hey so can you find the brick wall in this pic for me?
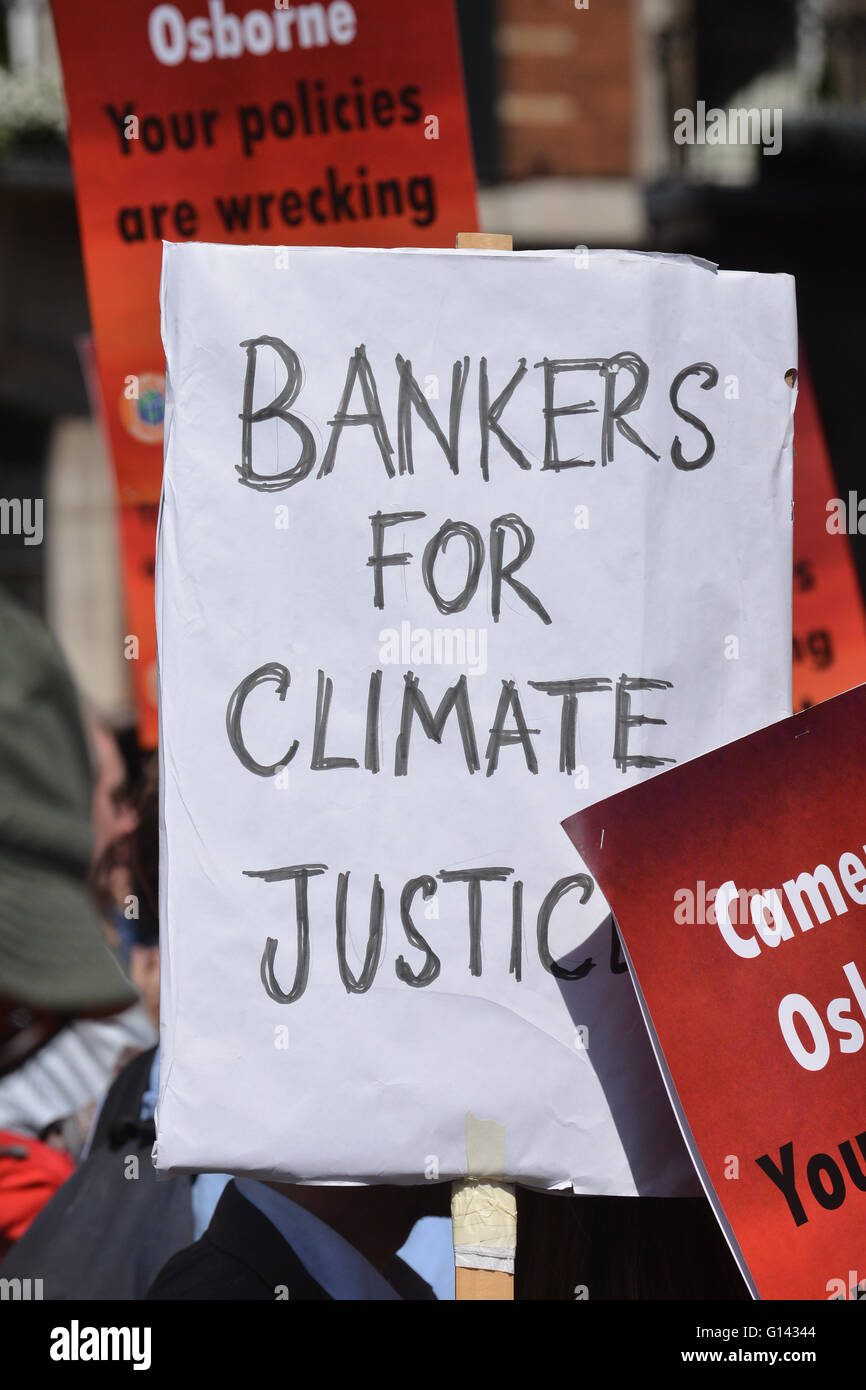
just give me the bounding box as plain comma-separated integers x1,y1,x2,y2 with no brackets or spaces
495,0,635,178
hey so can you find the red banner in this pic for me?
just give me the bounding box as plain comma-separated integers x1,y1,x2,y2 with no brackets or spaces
793,362,866,710
564,686,866,1300
118,504,160,748
53,0,477,744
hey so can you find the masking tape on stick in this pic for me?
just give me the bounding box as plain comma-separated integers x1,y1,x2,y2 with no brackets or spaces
452,1112,516,1273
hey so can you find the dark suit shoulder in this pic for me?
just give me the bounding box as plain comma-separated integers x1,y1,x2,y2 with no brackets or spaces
146,1180,331,1301
145,1229,272,1300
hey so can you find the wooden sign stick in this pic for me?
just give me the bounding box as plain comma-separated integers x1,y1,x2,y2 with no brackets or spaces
450,231,517,1302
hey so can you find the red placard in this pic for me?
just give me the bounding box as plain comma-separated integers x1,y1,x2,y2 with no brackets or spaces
54,0,477,745
52,0,478,505
118,503,160,748
793,361,866,710
563,686,866,1300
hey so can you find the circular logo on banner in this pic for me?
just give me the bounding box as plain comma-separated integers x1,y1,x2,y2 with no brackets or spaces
120,373,166,443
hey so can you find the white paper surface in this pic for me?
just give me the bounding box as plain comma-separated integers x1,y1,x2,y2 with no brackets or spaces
155,244,796,1188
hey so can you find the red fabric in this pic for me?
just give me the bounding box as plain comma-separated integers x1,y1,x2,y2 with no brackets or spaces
0,1129,74,1251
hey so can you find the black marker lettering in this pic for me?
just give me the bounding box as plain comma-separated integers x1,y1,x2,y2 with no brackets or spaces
510,880,524,982
319,344,394,479
395,671,480,776
364,670,382,773
528,678,612,774
311,669,359,770
614,674,675,772
670,362,718,470
335,872,384,994
479,357,531,480
244,863,327,1004
536,357,604,471
490,513,552,625
537,874,596,980
395,876,441,987
395,354,469,476
367,510,426,609
226,662,298,777
237,337,316,491
438,867,513,978
422,519,484,615
600,352,660,464
485,679,540,777
609,918,628,974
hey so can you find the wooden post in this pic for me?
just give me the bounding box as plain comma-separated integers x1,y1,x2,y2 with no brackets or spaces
455,1261,515,1300
456,232,513,252
451,1179,516,1301
451,231,516,1300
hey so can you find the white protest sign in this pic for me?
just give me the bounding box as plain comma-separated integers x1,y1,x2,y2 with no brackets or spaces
155,244,796,1189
